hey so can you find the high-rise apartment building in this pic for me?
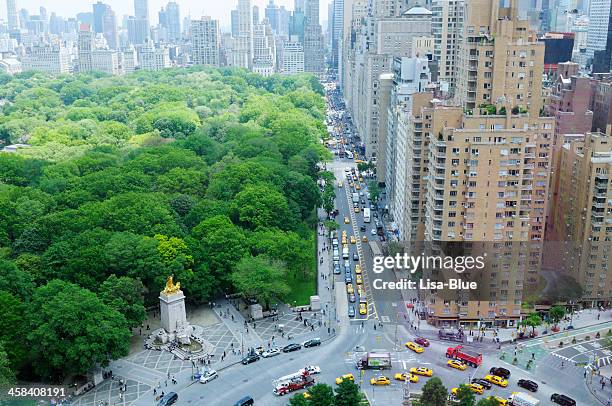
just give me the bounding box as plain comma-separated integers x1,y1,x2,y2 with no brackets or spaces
22,43,71,75
234,0,253,69
159,2,181,41
190,17,220,67
549,130,612,307
431,0,464,95
330,0,344,69
252,21,276,76
280,36,305,74
138,42,171,70
92,2,118,49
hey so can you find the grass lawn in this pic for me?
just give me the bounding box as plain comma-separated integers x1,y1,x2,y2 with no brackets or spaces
285,270,317,306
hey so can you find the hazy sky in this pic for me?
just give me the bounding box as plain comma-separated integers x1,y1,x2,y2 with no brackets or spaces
9,0,332,30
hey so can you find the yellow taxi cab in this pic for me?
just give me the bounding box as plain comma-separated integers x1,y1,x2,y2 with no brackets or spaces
394,373,418,383
346,283,354,294
447,360,467,370
354,207,360,213
335,373,354,385
370,376,390,386
303,392,311,399
355,264,362,274
484,375,508,388
488,396,508,406
359,176,364,182
362,235,368,242
357,285,364,297
356,184,361,190
359,302,367,315
349,182,354,188
405,342,425,354
451,383,484,395
342,230,347,236
350,235,357,244
342,236,347,245
409,367,433,377
344,217,350,224
356,274,363,285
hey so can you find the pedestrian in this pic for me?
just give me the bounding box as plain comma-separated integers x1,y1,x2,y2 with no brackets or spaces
374,324,376,330
147,324,150,330
603,381,606,390
153,388,157,396
531,352,535,360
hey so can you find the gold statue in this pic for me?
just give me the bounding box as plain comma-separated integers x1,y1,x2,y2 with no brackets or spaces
163,275,181,294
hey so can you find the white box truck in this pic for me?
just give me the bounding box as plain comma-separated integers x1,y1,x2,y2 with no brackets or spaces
509,392,540,406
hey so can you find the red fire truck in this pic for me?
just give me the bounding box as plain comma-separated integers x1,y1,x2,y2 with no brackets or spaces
445,345,482,367
273,370,315,396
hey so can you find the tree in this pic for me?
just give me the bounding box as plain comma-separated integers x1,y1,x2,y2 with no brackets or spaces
549,305,566,328
0,291,29,370
367,181,381,201
288,394,309,406
0,260,34,300
231,256,290,309
0,343,15,386
455,384,476,406
476,397,500,406
27,280,130,380
323,220,339,233
522,313,543,334
322,185,335,214
335,379,361,405
99,275,147,329
234,183,295,230
306,383,335,406
420,377,448,406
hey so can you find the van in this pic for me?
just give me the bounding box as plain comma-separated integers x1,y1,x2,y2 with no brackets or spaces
157,392,178,406
234,395,254,406
333,249,339,260
342,247,349,259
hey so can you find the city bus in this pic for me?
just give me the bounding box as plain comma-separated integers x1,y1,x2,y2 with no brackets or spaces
363,208,371,223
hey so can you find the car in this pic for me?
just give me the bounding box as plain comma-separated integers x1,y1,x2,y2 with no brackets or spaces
349,294,356,303
157,392,178,406
350,235,357,244
333,264,341,274
261,348,281,358
303,338,321,348
371,229,377,235
199,370,218,384
344,217,350,224
233,395,254,406
338,181,343,188
353,252,359,261
360,225,366,232
241,354,260,364
447,360,467,370
354,207,360,213
488,396,507,406
362,235,368,242
405,341,425,353
349,182,354,188
348,306,356,317
355,264,362,274
414,337,430,347
336,373,354,385
282,343,302,353
346,283,354,294
355,184,361,190
471,379,492,390
409,367,433,377
359,302,367,315
302,365,321,374
452,384,483,396
394,373,418,383
344,274,352,284
551,394,576,406
489,367,511,379
484,374,508,387
370,376,390,386
518,378,538,392
356,274,363,284
357,285,364,297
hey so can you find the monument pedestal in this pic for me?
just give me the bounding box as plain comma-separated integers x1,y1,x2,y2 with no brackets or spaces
159,290,187,333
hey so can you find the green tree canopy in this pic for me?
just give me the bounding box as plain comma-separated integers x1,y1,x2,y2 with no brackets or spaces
99,275,147,329
421,377,448,406
231,255,290,308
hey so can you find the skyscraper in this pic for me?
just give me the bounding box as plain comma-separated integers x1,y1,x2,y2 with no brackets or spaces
132,0,150,43
231,9,239,38
92,2,118,49
330,0,344,69
134,0,149,25
234,0,253,69
587,0,612,61
265,0,280,33
165,2,181,41
253,5,260,26
190,17,220,66
7,0,19,31
431,0,464,95
303,0,325,76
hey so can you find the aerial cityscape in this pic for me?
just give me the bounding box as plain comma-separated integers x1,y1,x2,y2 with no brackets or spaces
0,0,610,406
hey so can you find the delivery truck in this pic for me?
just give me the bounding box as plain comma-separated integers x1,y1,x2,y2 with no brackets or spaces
509,392,540,406
356,351,391,370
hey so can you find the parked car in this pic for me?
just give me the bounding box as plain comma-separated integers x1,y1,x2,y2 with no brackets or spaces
303,338,321,348
282,343,302,353
551,393,576,406
348,306,356,317
261,348,281,358
302,365,321,374
241,354,260,365
518,379,538,392
157,392,178,406
489,367,511,379
334,264,341,274
199,370,218,384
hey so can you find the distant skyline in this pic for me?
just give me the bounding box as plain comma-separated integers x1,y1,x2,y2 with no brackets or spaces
4,0,331,30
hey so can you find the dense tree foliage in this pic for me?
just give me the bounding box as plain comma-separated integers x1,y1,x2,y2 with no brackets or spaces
0,67,327,381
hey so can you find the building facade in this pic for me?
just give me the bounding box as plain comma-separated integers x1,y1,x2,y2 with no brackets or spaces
190,17,220,66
